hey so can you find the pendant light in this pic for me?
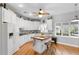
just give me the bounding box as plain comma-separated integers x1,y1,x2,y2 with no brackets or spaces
72,3,79,22
38,9,43,18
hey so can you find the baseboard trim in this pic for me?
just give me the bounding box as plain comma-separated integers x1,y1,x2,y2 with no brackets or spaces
57,42,79,48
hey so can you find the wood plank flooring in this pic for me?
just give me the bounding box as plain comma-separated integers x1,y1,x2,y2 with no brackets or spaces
14,41,79,55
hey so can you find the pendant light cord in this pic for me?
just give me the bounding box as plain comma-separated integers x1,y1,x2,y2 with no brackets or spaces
74,3,78,20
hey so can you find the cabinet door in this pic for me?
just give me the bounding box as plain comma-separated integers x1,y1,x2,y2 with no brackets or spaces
8,37,15,54
8,9,15,24
47,19,52,31
8,23,15,54
2,8,11,23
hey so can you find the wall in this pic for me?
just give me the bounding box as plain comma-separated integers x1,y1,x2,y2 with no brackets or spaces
54,10,79,23
57,36,79,47
54,11,79,47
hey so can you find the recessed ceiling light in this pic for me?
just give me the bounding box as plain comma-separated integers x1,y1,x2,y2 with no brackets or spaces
18,4,23,8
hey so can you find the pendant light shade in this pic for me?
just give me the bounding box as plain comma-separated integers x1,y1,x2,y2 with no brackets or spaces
72,3,79,22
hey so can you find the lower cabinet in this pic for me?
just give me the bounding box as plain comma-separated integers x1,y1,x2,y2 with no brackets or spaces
8,37,16,55
18,34,35,49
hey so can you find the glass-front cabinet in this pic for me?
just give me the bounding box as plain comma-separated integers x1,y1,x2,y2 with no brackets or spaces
55,21,79,37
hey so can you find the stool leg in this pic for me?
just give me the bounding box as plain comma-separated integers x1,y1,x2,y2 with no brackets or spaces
47,42,52,55
55,39,57,44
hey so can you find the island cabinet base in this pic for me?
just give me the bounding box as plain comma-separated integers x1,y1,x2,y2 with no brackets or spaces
31,35,52,54
33,40,47,54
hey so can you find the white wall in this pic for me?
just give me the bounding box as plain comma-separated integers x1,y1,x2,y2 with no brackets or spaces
54,11,79,47
57,36,79,47
54,10,79,23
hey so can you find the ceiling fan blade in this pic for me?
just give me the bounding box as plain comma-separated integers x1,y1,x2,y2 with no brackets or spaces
32,9,49,16
42,13,49,15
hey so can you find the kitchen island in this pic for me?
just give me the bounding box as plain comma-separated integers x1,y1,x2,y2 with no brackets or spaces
32,34,52,54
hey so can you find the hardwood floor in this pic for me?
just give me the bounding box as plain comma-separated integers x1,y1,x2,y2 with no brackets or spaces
14,41,79,55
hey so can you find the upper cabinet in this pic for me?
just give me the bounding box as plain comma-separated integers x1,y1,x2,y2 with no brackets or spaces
23,20,40,30
2,7,16,24
8,9,16,24
2,7,41,30
2,8,10,23
46,19,53,31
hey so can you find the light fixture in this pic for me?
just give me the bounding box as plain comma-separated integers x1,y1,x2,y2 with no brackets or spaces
38,14,43,18
72,4,79,22
39,9,44,14
33,9,49,18
38,9,43,18
71,19,79,22
18,4,23,8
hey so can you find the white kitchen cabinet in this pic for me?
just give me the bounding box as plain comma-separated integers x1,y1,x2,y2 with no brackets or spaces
16,17,25,28
19,35,29,46
0,7,18,55
16,17,20,28
8,9,16,24
18,34,35,47
46,19,53,31
2,8,11,23
32,21,40,30
0,7,40,55
24,20,40,30
2,7,16,24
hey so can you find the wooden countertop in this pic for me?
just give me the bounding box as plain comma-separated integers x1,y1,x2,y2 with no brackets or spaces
32,35,51,40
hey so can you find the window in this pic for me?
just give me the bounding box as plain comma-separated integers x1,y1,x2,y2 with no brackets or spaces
55,21,79,37
70,22,79,36
62,23,69,36
55,23,62,36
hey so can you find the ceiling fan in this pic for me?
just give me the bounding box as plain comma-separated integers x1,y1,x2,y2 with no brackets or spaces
33,9,49,17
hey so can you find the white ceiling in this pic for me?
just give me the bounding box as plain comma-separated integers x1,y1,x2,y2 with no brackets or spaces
6,3,79,19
